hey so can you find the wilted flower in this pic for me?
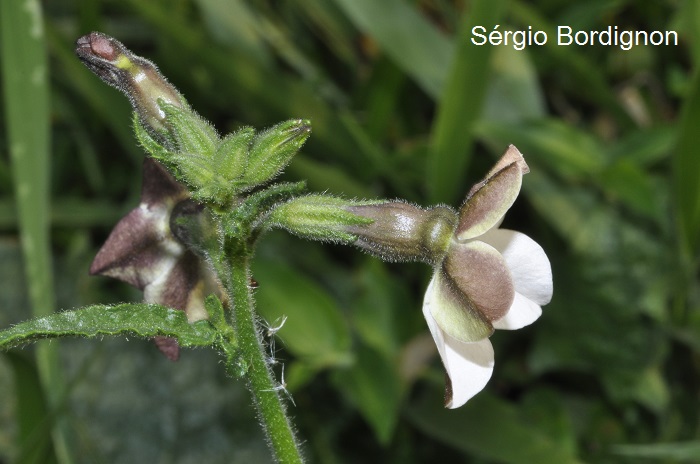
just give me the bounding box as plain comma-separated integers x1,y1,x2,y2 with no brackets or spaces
422,145,552,408
90,158,222,360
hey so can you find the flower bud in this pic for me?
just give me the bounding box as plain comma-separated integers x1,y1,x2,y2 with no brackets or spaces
345,202,457,264
269,195,374,243
216,127,255,182
75,32,186,141
243,119,311,187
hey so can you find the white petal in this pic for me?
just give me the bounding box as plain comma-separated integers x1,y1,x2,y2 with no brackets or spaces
492,292,542,330
480,228,552,330
423,278,495,408
480,229,552,305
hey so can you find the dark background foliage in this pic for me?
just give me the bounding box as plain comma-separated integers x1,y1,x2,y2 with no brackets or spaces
0,0,699,463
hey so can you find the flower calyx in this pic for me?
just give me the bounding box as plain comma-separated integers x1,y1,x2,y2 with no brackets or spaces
269,195,458,263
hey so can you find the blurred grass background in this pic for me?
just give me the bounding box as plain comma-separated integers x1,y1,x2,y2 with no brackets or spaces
0,0,699,463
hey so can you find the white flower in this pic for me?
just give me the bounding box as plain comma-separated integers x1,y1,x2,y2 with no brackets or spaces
422,145,553,408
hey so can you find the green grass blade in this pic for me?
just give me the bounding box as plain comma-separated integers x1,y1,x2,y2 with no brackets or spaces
0,0,52,317
332,0,453,99
427,0,507,204
5,352,55,464
0,2,71,462
673,68,700,258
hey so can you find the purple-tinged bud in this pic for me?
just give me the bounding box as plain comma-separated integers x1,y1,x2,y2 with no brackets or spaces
345,202,457,264
76,32,186,140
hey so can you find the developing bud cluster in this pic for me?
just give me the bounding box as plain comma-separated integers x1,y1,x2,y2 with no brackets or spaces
76,32,310,205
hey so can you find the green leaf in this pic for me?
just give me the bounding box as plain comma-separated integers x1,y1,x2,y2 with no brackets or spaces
680,0,700,71
332,344,403,444
407,391,584,464
519,170,611,255
482,45,546,123
171,153,221,193
352,259,401,359
252,259,352,369
0,304,218,352
607,126,675,166
599,160,661,220
134,114,178,163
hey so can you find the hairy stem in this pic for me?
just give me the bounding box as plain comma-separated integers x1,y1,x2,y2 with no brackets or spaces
224,240,304,464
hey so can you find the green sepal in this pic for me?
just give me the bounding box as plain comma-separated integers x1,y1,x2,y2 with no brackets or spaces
168,153,241,205
134,114,182,174
134,113,176,159
0,303,219,351
223,181,307,239
216,127,255,181
161,101,219,158
171,152,218,188
242,119,311,187
268,194,375,243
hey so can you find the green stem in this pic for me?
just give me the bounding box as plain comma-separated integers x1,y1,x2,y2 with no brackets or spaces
224,240,304,464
